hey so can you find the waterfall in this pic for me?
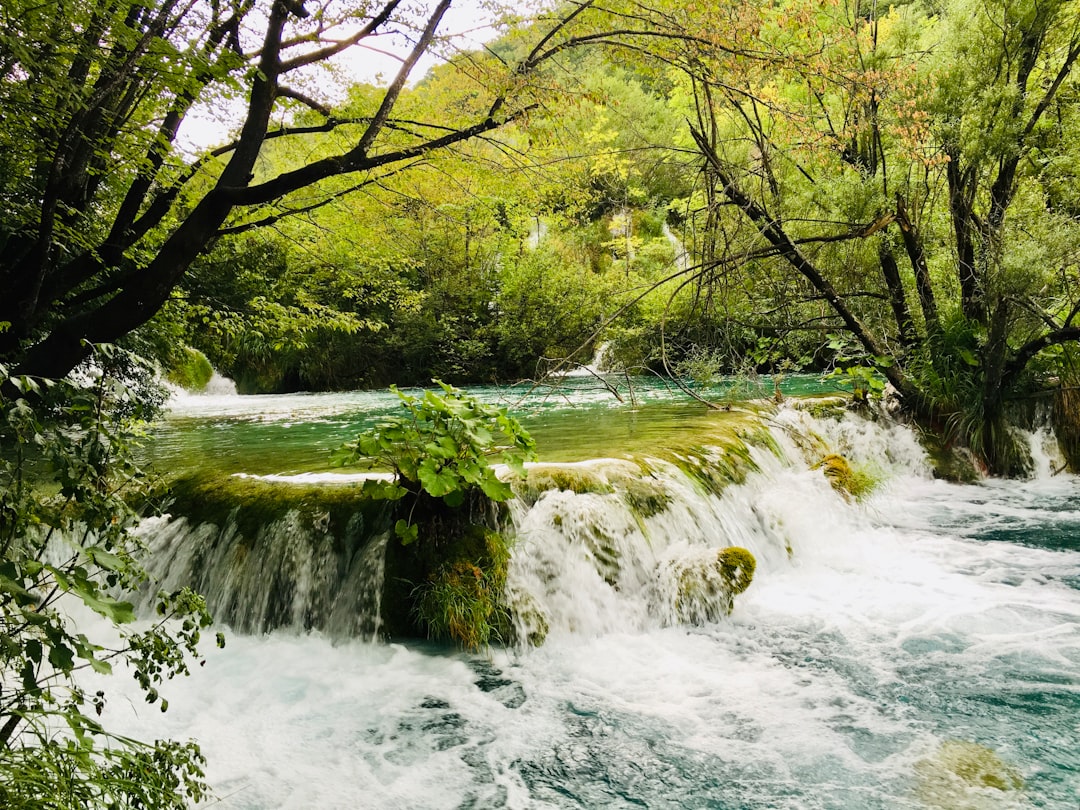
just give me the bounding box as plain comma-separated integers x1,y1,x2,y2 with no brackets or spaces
135,402,948,641
1025,426,1068,478
560,341,612,377
101,395,1080,809
662,222,690,272
136,481,394,639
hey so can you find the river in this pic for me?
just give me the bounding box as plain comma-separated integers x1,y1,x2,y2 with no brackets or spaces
100,376,1080,808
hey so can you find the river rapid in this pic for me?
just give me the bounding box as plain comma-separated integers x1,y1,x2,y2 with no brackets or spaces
100,378,1080,809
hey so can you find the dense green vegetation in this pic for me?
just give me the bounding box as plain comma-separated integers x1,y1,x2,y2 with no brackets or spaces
333,382,534,648
125,0,1080,476
0,350,218,808
3,0,1080,803
3,0,1076,472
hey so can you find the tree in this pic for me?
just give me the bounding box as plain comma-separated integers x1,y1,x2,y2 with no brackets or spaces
0,0,642,381
658,0,1080,473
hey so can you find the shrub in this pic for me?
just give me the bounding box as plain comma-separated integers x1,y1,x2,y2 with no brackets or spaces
0,346,218,808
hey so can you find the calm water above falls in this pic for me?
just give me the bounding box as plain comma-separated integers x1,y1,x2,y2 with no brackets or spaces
108,381,1080,809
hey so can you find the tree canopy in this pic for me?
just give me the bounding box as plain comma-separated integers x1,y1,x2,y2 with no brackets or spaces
0,0,661,380
3,0,1080,471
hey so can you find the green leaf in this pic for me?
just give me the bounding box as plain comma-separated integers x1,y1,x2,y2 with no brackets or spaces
70,574,136,624
479,474,513,501
49,642,75,671
395,520,419,545
361,478,407,500
418,461,459,497
0,573,39,607
85,546,125,571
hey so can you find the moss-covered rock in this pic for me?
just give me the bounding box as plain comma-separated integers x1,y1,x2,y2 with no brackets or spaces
164,346,214,391
918,433,984,483
167,473,393,551
792,395,851,420
504,589,550,647
621,476,672,519
815,453,879,500
674,443,760,497
515,464,614,504
670,546,757,623
717,546,756,595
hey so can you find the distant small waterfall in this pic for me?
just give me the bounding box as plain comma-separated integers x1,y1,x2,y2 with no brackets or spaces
662,222,690,272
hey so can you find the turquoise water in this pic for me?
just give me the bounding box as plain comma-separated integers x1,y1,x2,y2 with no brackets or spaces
108,383,1080,809
155,374,830,475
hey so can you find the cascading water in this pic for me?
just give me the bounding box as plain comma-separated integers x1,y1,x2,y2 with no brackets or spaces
97,389,1080,809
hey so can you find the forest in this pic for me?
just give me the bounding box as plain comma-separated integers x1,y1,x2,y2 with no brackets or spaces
2,0,1080,470
3,0,1080,805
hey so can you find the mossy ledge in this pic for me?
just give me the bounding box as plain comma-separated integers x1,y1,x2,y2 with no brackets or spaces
164,474,517,647
167,473,394,550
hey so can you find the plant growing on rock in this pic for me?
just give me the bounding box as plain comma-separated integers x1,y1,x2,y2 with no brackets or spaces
671,546,757,624
815,453,880,501
334,382,536,648
333,380,536,543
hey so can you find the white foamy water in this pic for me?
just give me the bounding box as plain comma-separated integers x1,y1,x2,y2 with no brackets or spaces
96,412,1080,808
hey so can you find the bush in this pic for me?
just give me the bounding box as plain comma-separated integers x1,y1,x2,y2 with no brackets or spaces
334,382,535,648
0,346,218,808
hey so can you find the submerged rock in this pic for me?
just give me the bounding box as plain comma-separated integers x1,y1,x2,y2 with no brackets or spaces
916,740,1025,809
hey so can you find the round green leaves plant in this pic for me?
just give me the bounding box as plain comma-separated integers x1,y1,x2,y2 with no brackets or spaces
332,381,536,544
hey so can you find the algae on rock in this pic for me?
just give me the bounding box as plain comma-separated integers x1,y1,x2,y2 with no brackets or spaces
814,453,880,500
915,740,1024,809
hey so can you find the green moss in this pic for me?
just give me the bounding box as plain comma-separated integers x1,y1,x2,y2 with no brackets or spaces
164,346,214,391
717,546,756,595
673,546,757,622
167,473,393,550
621,476,671,518
917,433,983,483
504,590,550,647
674,443,760,497
515,465,614,504
815,453,879,500
793,395,851,420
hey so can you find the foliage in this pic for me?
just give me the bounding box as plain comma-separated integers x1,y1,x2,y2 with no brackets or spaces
647,0,1080,473
0,346,217,808
333,382,536,543
163,347,213,392
1,0,651,383
412,527,512,650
